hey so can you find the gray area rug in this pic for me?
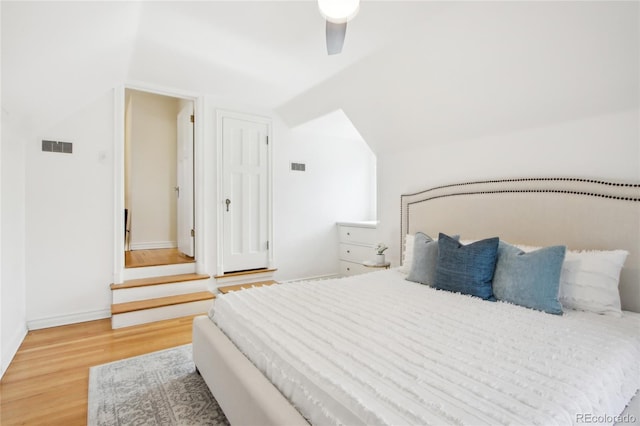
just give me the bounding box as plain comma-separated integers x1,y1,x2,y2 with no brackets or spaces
88,344,229,426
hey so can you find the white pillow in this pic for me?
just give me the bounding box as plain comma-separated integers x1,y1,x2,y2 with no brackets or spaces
558,250,628,317
510,243,628,316
399,234,415,274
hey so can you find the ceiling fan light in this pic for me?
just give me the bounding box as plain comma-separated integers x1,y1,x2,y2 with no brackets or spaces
318,0,360,24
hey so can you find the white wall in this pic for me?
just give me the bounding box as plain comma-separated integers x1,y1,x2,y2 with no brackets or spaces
199,97,377,282
272,121,377,281
126,90,178,249
377,109,640,266
1,114,3,376
26,91,115,329
1,116,28,377
275,2,638,268
14,0,634,332
20,90,376,329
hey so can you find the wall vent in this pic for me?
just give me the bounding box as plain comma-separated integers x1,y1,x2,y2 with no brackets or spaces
290,162,306,172
42,140,72,154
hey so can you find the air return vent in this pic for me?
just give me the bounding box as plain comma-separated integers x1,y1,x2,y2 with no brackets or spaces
290,162,306,172
42,140,72,154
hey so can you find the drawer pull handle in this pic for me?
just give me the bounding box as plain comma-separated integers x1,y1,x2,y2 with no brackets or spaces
347,250,350,253
347,232,351,236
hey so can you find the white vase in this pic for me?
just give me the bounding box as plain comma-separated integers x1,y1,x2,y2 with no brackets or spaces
376,254,386,265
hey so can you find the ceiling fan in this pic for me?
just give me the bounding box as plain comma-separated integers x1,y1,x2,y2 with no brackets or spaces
318,0,360,55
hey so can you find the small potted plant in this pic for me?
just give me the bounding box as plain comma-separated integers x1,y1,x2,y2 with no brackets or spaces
375,243,388,265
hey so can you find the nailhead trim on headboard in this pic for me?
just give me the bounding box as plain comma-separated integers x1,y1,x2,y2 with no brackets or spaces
399,177,640,265
402,177,640,200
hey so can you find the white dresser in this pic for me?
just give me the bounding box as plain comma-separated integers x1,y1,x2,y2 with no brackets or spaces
337,221,378,276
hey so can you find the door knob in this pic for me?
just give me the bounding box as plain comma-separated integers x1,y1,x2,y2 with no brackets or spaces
225,198,231,212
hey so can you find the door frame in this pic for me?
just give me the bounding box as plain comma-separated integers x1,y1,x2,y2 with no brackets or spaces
112,84,205,284
216,109,273,274
176,102,195,258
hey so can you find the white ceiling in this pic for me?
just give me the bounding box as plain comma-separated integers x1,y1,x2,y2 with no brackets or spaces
2,1,637,151
277,1,639,155
1,1,448,132
293,108,364,141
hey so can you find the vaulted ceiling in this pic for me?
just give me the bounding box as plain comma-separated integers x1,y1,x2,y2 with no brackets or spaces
2,1,638,152
1,1,446,132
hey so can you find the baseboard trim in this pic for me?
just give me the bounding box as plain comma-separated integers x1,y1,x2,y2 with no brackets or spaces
1,324,28,378
122,263,197,281
129,241,177,250
280,273,340,283
27,308,111,331
215,270,276,286
111,300,211,329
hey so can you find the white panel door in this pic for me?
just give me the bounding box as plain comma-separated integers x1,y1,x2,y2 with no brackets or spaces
177,103,194,257
222,116,270,272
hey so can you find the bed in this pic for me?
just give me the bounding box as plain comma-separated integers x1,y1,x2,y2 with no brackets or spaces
193,177,640,425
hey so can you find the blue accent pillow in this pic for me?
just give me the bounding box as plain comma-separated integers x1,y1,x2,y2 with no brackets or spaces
406,233,459,286
493,242,566,315
434,234,499,300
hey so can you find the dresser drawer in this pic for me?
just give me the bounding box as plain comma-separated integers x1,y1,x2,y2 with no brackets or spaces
339,261,371,276
338,226,376,245
339,243,374,263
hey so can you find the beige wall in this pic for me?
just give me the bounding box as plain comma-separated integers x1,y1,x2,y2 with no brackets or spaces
125,89,179,249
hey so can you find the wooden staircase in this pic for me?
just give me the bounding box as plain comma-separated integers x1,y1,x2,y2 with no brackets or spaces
111,273,213,329
215,268,278,294
215,267,276,284
218,280,277,294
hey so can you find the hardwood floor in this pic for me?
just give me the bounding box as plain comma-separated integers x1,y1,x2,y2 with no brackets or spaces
125,248,195,268
218,280,278,294
0,315,197,425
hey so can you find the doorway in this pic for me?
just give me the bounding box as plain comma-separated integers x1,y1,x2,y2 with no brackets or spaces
217,110,273,274
124,89,195,268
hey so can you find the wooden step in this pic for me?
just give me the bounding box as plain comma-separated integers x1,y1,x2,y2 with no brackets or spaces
218,280,278,294
111,291,215,315
214,268,277,280
110,273,210,290
123,263,197,281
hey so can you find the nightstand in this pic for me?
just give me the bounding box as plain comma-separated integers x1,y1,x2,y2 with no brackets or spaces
362,260,391,269
337,221,377,276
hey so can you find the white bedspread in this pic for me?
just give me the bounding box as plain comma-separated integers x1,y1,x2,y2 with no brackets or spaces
211,269,640,426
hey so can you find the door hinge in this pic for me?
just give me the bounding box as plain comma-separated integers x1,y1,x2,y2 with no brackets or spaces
190,229,195,237
190,114,195,123
266,136,269,145
266,240,269,250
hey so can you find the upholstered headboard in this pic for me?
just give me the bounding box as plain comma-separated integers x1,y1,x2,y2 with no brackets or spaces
400,178,640,313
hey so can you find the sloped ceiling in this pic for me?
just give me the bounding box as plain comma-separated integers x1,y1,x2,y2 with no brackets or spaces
293,109,364,142
277,1,640,156
2,1,637,152
1,1,446,133
1,1,141,130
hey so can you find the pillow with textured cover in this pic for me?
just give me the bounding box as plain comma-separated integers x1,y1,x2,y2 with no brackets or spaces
509,244,628,316
559,249,628,317
493,241,566,315
434,233,499,300
406,233,459,285
399,234,415,274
